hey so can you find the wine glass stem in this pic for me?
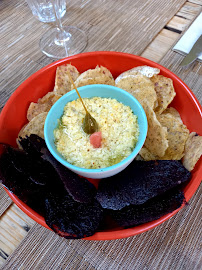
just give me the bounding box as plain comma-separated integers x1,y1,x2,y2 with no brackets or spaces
51,0,70,56
52,0,64,32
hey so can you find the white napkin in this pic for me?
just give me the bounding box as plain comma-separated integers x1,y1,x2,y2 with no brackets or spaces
173,12,202,61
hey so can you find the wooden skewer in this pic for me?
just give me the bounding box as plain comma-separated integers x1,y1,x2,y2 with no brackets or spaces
67,71,89,114
67,71,98,134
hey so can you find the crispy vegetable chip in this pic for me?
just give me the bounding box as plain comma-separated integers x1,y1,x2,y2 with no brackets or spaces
27,92,61,121
115,65,160,83
96,160,190,210
18,135,97,203
108,188,185,227
75,65,114,81
0,139,103,236
45,192,103,239
54,64,80,95
116,74,158,110
157,111,189,160
139,147,158,161
151,75,176,114
18,112,48,141
182,132,202,171
163,107,183,123
0,144,59,215
72,66,115,89
140,108,189,161
41,147,97,203
72,76,115,89
144,105,168,157
18,134,47,158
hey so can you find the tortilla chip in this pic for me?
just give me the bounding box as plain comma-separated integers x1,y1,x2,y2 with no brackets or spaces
116,74,158,110
134,154,144,161
115,65,160,84
139,147,158,161
182,132,202,171
27,92,61,121
71,66,115,89
151,75,176,114
157,111,189,160
76,66,114,81
54,64,80,95
72,75,115,89
144,105,168,157
140,109,190,161
17,112,48,142
163,107,183,123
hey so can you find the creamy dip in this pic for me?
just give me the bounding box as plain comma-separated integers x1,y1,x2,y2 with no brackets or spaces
54,97,139,169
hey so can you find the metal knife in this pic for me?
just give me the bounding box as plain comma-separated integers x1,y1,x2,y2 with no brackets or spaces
180,35,202,67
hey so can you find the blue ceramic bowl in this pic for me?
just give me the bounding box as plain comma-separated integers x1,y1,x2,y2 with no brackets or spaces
44,84,147,179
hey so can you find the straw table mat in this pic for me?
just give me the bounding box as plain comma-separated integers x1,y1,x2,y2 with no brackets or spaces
1,0,202,269
0,186,12,217
0,0,188,109
1,49,202,270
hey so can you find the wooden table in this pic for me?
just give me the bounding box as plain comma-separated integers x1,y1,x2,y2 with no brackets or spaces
0,0,201,269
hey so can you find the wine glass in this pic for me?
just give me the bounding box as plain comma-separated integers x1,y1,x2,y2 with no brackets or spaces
39,0,87,58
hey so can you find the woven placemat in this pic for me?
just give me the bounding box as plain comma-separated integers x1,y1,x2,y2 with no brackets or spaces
1,0,201,269
2,50,202,270
0,185,12,217
0,0,187,110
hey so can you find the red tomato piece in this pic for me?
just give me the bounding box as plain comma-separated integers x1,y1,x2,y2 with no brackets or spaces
90,131,102,148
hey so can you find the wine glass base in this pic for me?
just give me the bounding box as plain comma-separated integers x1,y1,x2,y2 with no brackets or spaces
39,26,87,59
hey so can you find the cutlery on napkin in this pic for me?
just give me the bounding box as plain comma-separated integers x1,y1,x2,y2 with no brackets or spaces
173,12,202,66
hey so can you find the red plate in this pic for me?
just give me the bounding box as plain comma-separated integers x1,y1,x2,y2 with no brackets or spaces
0,51,201,240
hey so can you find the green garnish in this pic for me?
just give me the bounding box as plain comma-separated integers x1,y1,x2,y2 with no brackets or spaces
82,112,98,134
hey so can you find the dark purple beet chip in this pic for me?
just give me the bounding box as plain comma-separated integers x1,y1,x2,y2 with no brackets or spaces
41,148,97,203
18,134,47,158
96,160,191,210
0,155,46,215
0,148,28,199
0,144,60,215
3,144,58,186
19,135,97,203
44,191,103,239
107,188,185,227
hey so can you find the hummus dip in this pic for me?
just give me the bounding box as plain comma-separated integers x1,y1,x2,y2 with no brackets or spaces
54,97,139,169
